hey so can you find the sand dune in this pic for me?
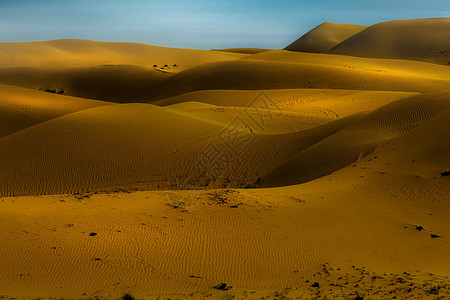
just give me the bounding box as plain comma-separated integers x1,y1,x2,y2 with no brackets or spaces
155,88,418,116
327,18,450,64
262,91,450,186
285,22,367,53
0,98,361,196
2,90,448,198
142,56,450,101
0,39,244,69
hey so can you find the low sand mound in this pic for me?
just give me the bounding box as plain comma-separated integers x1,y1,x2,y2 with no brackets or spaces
0,84,110,138
0,65,171,102
327,18,450,64
262,91,450,187
285,22,367,53
142,57,450,101
0,39,244,70
0,103,222,196
156,89,417,117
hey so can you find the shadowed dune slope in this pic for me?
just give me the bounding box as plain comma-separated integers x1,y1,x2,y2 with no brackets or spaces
285,22,367,53
262,91,450,187
0,65,171,102
0,39,245,70
327,18,450,64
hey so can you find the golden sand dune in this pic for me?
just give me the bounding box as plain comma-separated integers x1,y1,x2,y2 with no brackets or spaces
1,19,450,298
327,18,450,64
0,39,244,69
143,55,450,101
155,88,418,116
244,49,450,81
262,91,450,186
285,22,367,53
1,90,448,198
0,98,361,196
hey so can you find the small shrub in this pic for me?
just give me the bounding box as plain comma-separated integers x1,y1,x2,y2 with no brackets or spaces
122,293,134,300
429,285,441,294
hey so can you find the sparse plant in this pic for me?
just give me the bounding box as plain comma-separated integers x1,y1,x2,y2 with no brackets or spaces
429,285,441,295
122,293,134,300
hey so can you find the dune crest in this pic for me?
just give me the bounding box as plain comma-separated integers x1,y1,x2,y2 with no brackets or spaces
285,21,367,53
327,18,450,64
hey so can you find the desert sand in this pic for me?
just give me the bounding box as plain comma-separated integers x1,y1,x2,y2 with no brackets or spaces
0,18,449,299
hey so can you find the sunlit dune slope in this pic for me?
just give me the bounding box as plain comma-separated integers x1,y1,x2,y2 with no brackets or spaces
1,102,344,196
244,50,450,81
0,84,110,138
285,22,367,53
327,18,450,64
1,89,448,196
0,39,245,70
0,65,171,102
155,88,417,117
262,91,450,187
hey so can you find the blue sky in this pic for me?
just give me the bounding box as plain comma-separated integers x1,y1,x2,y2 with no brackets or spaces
0,0,448,49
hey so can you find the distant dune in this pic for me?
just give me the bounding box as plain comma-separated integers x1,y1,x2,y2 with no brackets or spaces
212,48,269,54
327,18,450,64
0,39,244,69
0,19,450,298
285,21,367,53
142,51,450,101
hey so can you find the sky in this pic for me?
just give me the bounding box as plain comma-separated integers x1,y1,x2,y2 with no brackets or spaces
0,0,448,49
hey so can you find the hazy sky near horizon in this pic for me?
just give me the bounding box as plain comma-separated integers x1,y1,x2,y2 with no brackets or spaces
0,0,448,49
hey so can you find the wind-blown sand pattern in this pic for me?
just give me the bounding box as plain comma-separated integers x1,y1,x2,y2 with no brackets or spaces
0,17,449,299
